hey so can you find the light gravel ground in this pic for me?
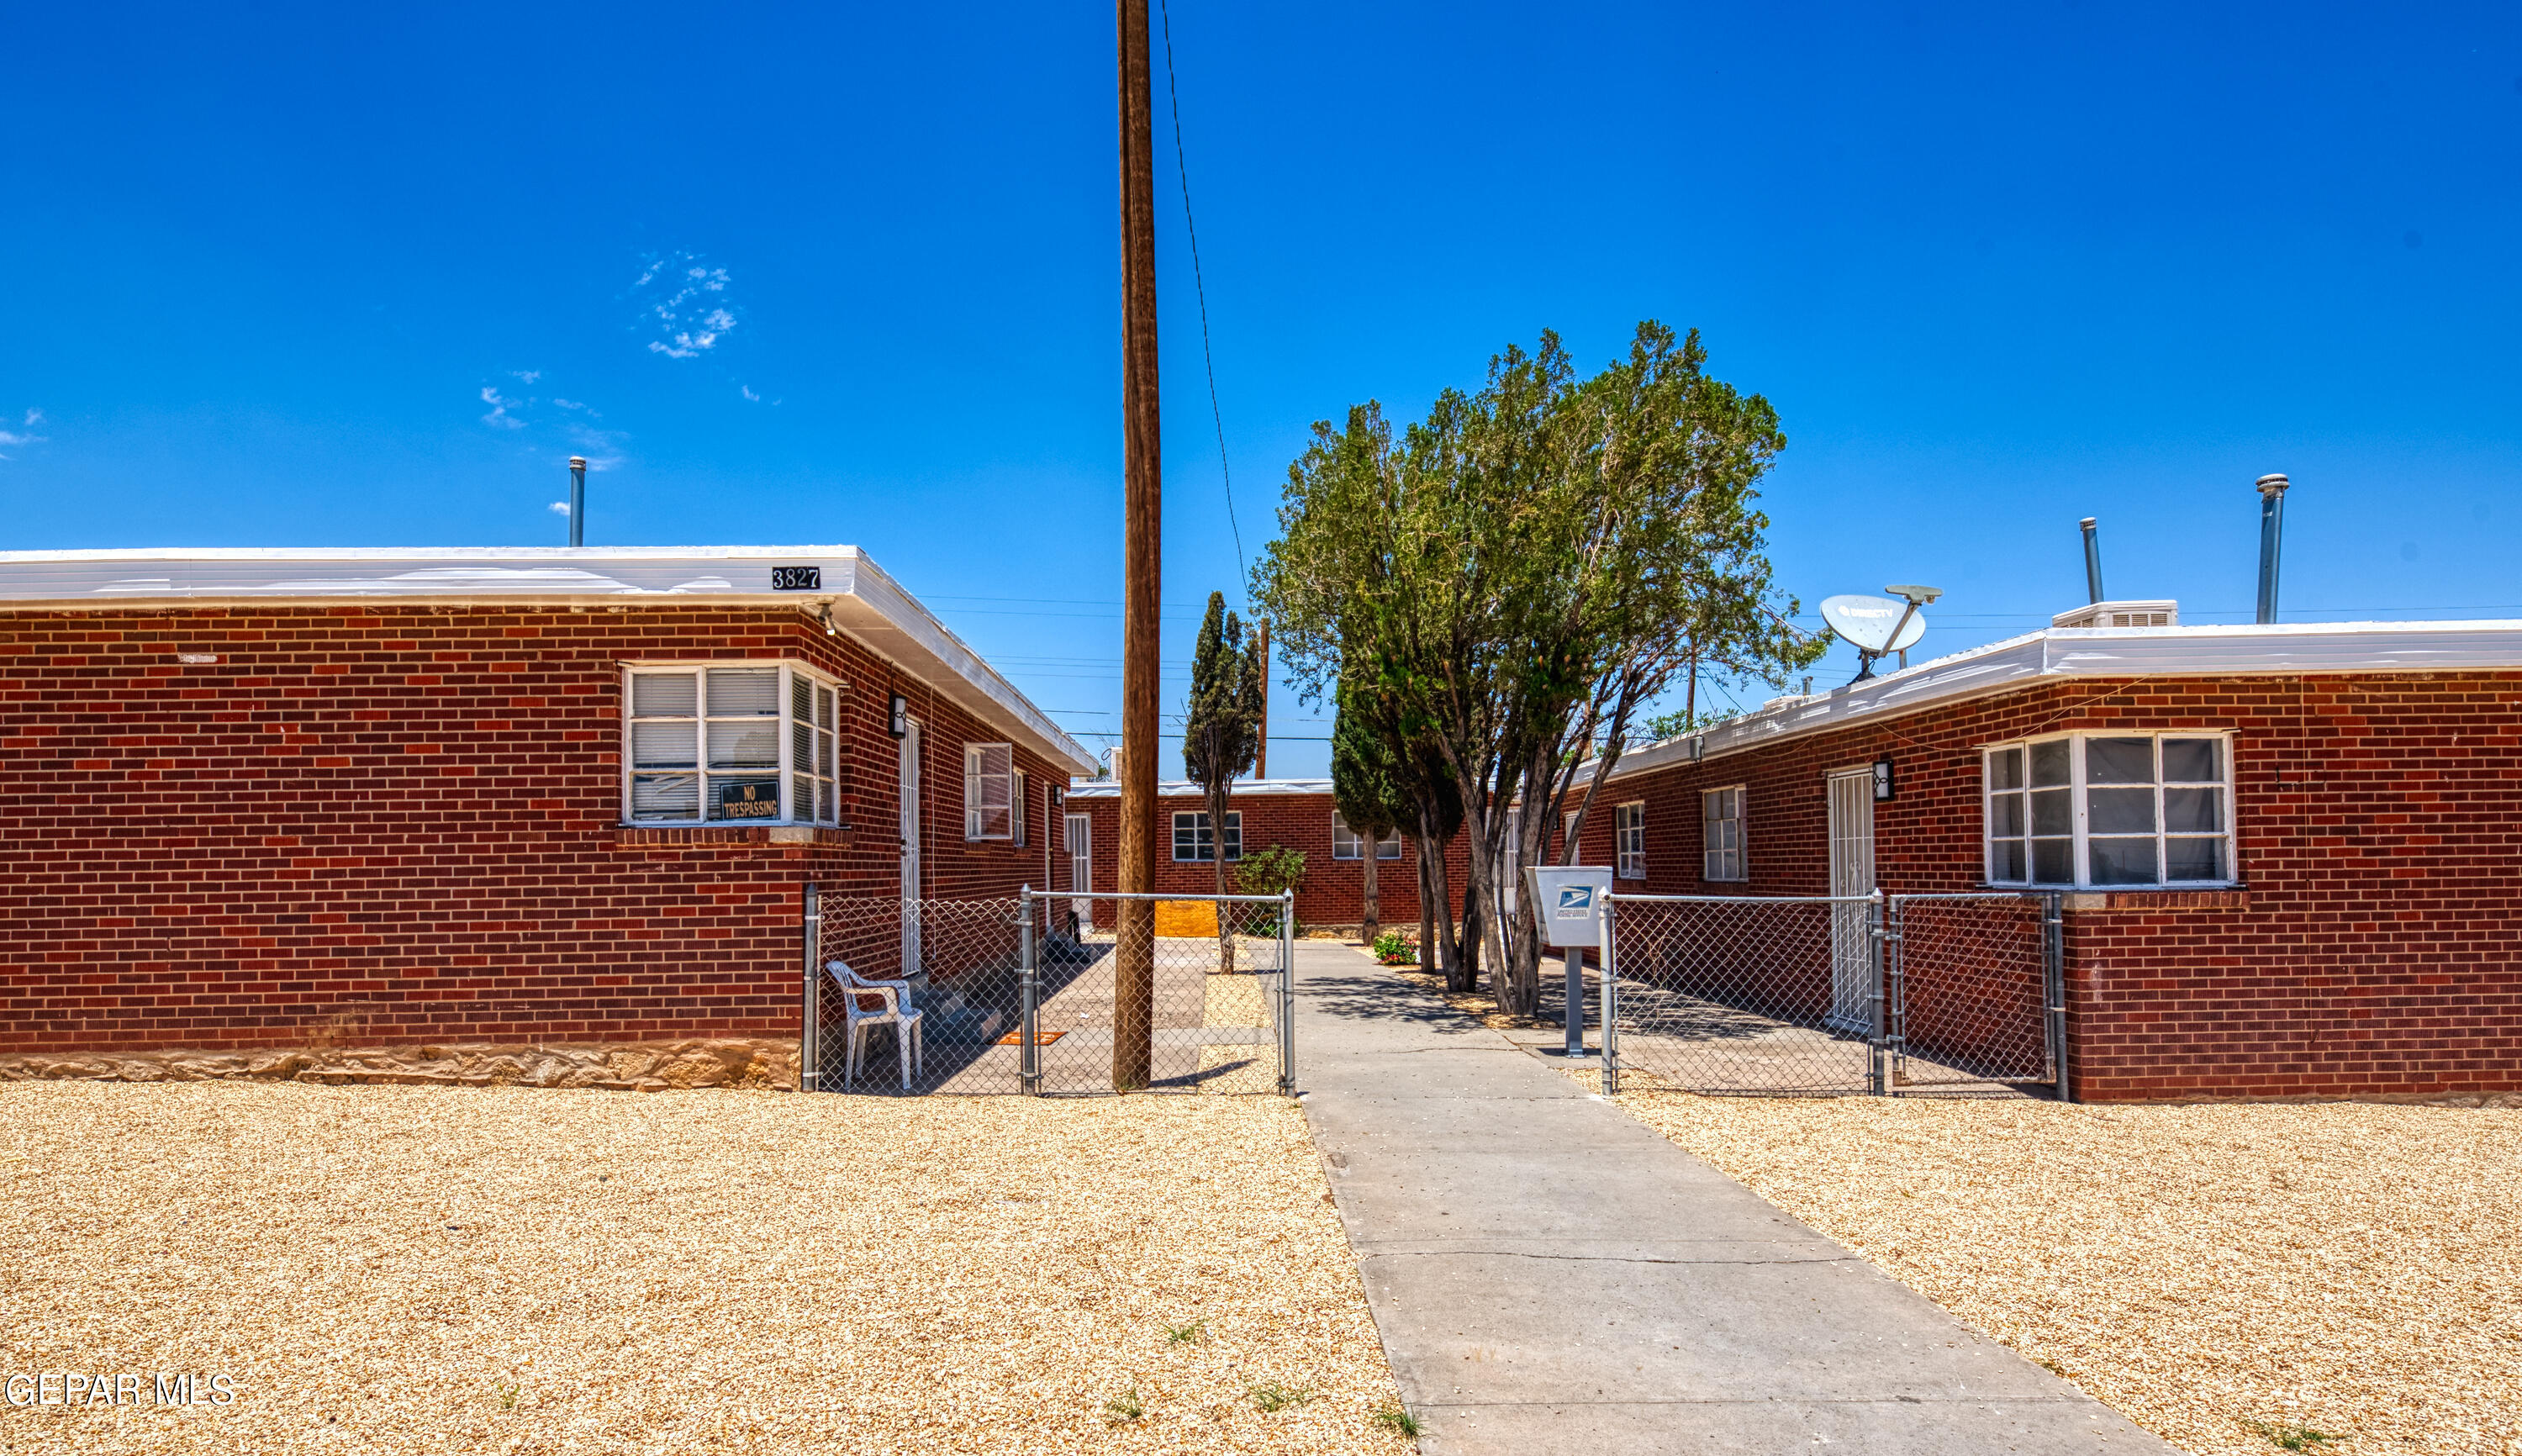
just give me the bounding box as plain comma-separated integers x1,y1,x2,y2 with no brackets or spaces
0,1081,1409,1455
1588,1087,2522,1456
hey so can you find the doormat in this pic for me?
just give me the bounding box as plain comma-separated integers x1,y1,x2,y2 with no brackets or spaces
994,1030,1068,1047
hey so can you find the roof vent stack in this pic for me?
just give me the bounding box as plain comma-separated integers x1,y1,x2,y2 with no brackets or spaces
2080,517,2104,604
2255,473,2289,624
568,457,588,549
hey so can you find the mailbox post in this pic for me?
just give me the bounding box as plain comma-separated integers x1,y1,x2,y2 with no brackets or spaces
1523,866,1612,1060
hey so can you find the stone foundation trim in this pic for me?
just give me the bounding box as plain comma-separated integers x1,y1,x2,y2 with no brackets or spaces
0,1038,803,1093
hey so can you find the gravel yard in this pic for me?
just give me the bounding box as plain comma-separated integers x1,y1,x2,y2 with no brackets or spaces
1597,1089,2522,1456
0,1081,1408,1455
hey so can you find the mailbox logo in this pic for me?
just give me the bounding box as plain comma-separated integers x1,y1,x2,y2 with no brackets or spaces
1554,886,1595,918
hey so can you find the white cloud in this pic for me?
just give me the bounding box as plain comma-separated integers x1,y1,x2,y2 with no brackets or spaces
636,253,740,358
0,409,50,457
554,398,598,415
510,370,541,384
23,409,41,426
549,501,572,514
740,385,761,402
479,385,525,429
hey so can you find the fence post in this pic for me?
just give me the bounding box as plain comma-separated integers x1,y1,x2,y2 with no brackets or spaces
1867,891,1888,1096
800,881,820,1093
2044,891,2071,1104
1019,885,1041,1096
1601,896,1621,1097
1278,889,1296,1095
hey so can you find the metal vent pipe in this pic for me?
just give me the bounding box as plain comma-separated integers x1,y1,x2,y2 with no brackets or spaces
568,456,588,548
2255,474,2289,624
2079,517,2104,604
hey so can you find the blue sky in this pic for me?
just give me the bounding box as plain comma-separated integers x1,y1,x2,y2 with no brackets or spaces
4,2,2517,777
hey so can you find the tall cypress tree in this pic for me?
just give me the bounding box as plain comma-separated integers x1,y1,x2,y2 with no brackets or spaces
1330,674,1409,945
1182,591,1267,966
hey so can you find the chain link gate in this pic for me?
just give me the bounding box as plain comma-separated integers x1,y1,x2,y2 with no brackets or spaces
1600,894,1886,1097
799,884,1293,1096
1600,890,2066,1100
1883,892,2066,1099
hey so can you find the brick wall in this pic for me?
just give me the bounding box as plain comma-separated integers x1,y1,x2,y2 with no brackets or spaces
1070,789,1472,932
1584,673,2522,1100
0,604,1073,1054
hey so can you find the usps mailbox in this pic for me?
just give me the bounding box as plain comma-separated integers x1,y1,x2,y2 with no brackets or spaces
1525,865,1612,1058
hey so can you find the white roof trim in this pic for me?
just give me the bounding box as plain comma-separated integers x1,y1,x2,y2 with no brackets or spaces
1602,619,2522,784
1063,778,1333,799
0,546,1099,776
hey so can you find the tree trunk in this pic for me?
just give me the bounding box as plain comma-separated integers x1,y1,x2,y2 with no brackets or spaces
1209,779,1235,974
1359,836,1380,944
1458,873,1483,994
1415,835,1437,973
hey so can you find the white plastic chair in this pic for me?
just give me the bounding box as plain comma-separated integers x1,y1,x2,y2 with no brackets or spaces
826,960,924,1089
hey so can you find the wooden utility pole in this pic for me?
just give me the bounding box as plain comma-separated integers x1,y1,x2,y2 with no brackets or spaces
1253,620,1269,779
1112,0,1160,1091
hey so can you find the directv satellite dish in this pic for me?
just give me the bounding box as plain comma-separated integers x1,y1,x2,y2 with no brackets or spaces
1821,595,1925,654
1822,585,1941,683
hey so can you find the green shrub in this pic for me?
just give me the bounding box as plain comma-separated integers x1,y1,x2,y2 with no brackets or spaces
1371,931,1417,965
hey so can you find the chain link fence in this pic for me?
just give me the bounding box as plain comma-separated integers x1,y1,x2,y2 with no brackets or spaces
1601,890,2065,1100
799,886,1292,1096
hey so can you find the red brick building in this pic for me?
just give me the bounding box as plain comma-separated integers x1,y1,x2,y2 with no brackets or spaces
1063,778,1471,934
0,546,1096,1066
1560,610,2522,1103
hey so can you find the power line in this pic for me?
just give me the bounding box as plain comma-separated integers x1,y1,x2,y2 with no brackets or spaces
1156,0,1243,584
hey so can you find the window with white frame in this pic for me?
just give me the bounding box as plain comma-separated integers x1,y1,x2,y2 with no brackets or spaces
625,664,840,826
1331,812,1402,860
964,743,1014,840
1615,801,1648,879
1984,732,2234,887
1702,787,1744,881
1173,810,1243,863
1011,768,1029,847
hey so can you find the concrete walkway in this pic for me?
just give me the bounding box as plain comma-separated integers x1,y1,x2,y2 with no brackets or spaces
1293,942,2176,1455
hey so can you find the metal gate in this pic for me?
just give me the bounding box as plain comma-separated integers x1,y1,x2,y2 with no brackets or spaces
1883,892,2066,1098
799,885,1293,1097
1601,890,2064,1100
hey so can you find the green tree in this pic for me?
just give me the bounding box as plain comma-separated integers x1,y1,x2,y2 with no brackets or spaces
1256,322,1821,1016
1182,591,1267,970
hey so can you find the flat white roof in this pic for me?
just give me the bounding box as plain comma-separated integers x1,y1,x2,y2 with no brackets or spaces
0,546,1099,775
1063,778,1332,799
1604,618,2522,784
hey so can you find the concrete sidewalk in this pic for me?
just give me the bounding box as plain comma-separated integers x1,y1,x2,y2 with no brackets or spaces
1293,942,2175,1455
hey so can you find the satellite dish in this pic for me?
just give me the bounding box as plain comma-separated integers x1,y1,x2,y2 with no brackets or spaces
1821,595,1926,654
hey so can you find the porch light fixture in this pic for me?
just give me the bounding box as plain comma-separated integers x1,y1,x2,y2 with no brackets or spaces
888,693,909,739
1873,759,1896,801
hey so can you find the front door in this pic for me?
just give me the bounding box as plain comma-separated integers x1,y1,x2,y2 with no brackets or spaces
1826,769,1876,1031
899,718,923,976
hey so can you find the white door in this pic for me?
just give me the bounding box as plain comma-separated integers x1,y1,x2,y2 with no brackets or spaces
1065,813,1092,931
1826,769,1876,1031
899,719,922,977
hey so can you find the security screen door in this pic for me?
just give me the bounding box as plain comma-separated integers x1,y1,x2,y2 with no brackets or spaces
1826,769,1876,1031
1065,813,1092,931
